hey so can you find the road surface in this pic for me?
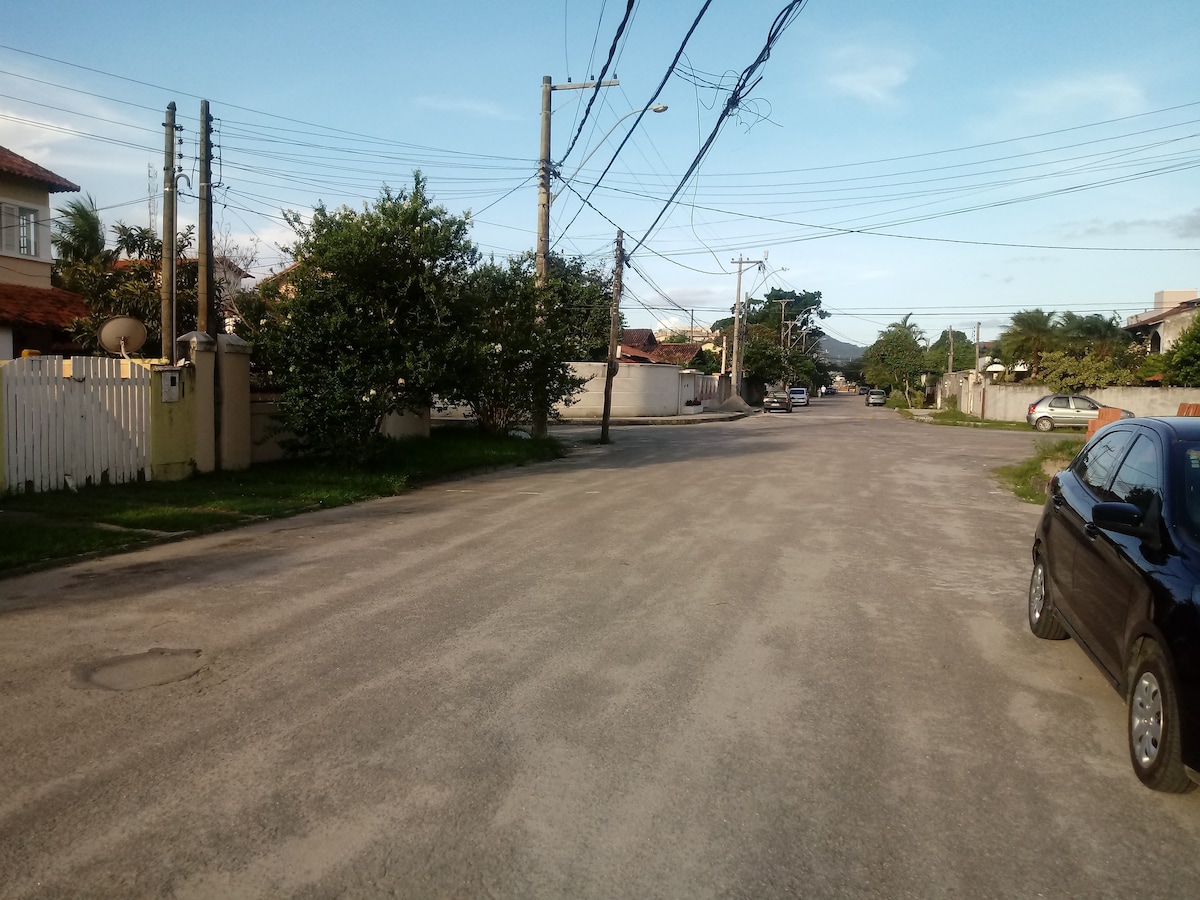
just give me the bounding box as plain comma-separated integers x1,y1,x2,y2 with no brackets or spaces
3,397,1198,898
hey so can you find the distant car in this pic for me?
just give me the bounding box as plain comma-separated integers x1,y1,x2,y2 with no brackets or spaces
1030,416,1200,791
858,386,869,395
1026,394,1134,432
865,389,887,407
763,391,793,413
788,387,809,408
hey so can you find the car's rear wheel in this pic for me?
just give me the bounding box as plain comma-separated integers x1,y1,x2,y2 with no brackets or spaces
1028,556,1068,640
1128,643,1195,793
1035,417,1054,432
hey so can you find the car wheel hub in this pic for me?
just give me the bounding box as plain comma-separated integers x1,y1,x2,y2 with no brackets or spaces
1131,672,1164,768
1029,565,1045,622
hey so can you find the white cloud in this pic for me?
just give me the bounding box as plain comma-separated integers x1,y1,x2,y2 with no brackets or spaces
824,45,914,105
974,73,1146,138
412,96,520,121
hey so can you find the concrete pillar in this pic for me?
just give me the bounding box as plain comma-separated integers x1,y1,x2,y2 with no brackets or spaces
218,334,253,470
177,331,216,473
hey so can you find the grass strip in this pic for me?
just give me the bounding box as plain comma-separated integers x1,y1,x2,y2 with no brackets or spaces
1,430,565,575
995,437,1086,504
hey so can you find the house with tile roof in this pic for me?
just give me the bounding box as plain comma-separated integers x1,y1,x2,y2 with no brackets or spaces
0,145,88,359
619,326,704,367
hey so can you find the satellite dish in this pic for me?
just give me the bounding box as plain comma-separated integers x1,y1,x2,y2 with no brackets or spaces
97,316,148,358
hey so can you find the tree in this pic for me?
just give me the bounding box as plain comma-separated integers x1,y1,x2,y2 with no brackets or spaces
52,194,111,268
1164,316,1200,387
444,253,602,434
925,328,976,377
998,309,1058,379
1039,349,1136,393
862,318,924,403
1058,312,1130,360
254,176,479,460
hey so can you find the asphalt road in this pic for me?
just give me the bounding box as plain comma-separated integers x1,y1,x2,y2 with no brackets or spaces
3,397,1199,899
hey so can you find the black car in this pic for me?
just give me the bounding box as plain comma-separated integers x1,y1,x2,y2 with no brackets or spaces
762,391,792,413
1030,417,1200,791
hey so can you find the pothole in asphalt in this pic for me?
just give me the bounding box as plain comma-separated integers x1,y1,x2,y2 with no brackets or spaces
74,648,205,691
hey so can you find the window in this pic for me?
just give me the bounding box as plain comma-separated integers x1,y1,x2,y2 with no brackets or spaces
1073,396,1100,411
1,202,41,258
1072,429,1133,498
1110,436,1161,514
1049,397,1070,409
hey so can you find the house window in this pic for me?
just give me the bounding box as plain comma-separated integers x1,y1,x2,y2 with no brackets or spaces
1,203,41,258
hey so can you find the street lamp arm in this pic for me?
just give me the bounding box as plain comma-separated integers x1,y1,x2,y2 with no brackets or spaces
553,105,667,200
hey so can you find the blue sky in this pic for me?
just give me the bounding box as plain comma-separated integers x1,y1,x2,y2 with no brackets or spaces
2,0,1198,348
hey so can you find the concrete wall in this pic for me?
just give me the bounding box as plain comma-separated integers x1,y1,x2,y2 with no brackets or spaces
556,361,684,418
939,374,1200,422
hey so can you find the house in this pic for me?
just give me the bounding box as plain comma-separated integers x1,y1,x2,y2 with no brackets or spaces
0,146,87,359
619,327,705,367
1125,289,1200,354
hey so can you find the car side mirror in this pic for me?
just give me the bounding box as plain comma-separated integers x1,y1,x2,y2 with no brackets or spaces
1092,501,1153,538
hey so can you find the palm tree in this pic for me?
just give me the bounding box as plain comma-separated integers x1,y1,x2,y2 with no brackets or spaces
1059,311,1129,360
51,194,111,265
999,309,1059,379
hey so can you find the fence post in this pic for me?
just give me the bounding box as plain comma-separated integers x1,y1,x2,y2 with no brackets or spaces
217,334,253,470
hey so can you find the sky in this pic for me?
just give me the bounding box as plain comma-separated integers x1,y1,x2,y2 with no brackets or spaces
2,0,1198,349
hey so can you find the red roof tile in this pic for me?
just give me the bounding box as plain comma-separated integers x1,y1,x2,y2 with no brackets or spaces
0,283,89,328
0,146,80,193
620,328,657,351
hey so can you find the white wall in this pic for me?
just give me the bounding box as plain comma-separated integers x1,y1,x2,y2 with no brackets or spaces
0,325,12,361
557,362,683,418
974,381,1200,422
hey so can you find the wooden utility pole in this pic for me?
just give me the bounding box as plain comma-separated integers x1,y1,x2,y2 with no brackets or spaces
197,100,215,338
600,230,623,444
159,102,177,360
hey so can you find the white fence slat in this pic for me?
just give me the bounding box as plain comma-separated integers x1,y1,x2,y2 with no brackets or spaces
2,356,153,494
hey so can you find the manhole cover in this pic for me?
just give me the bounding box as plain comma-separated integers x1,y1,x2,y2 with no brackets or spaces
75,648,205,691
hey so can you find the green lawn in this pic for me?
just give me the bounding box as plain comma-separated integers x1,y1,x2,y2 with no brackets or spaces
1,430,565,575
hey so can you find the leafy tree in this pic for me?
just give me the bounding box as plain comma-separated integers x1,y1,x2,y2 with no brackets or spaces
255,176,478,460
925,328,976,376
862,318,924,403
1058,312,1129,360
1039,349,1136,393
1164,316,1200,387
444,253,600,434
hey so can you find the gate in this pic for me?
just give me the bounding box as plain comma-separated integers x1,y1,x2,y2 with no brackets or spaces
2,356,151,493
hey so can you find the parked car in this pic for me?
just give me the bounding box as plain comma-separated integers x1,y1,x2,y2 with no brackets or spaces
788,387,809,408
762,391,793,413
1026,393,1134,432
865,389,887,407
1029,416,1200,791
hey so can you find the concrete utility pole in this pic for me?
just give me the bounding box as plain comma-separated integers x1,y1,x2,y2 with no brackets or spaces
975,322,981,373
197,100,215,338
532,75,618,439
600,230,623,445
159,102,177,360
948,324,954,376
535,75,619,288
729,255,764,399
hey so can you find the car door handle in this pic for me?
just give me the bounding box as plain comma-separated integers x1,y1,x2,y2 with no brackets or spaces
1052,494,1064,508
1085,522,1100,538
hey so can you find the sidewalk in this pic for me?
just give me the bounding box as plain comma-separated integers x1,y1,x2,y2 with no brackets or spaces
555,410,750,426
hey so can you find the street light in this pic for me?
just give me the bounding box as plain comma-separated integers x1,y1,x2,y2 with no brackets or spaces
553,104,668,200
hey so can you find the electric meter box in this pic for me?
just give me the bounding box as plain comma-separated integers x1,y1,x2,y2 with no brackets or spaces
159,366,183,402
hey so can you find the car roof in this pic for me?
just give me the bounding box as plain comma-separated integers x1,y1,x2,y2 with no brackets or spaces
1097,417,1200,441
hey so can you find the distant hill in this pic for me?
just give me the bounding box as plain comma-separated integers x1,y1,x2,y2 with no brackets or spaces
819,336,863,363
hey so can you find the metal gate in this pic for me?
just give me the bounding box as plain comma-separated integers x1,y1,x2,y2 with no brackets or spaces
2,356,151,493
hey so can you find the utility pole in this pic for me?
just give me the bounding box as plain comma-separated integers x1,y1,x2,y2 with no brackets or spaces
975,322,981,372
948,324,954,376
159,102,178,360
600,230,623,445
729,255,764,399
532,75,618,438
197,100,215,338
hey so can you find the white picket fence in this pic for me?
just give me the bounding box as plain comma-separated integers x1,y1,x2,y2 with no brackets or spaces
2,356,151,493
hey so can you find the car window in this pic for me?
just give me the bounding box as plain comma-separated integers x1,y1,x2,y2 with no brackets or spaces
1072,429,1134,498
1109,435,1161,514
1180,446,1200,538
1049,397,1070,409
1073,396,1100,411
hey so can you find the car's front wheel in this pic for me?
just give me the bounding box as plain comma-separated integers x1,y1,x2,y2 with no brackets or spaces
1035,417,1055,432
1028,556,1068,640
1128,643,1195,793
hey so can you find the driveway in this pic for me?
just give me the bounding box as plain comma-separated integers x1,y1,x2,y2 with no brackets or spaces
2,399,1198,898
